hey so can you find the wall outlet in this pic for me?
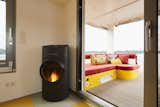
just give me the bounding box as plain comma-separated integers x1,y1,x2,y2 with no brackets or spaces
5,81,16,87
11,82,15,86
5,83,10,87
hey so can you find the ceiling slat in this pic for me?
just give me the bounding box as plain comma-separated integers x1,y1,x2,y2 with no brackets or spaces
85,0,144,30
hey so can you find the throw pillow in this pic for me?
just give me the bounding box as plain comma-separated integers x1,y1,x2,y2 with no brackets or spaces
118,54,129,64
91,54,107,65
110,58,122,64
128,58,136,65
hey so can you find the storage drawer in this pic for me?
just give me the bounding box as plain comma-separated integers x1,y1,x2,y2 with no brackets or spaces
85,69,116,90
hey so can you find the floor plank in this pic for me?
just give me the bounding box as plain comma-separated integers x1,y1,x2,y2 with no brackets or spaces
0,96,34,107
89,73,144,107
0,93,98,107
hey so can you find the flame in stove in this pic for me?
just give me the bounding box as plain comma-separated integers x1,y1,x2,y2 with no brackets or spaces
48,72,59,82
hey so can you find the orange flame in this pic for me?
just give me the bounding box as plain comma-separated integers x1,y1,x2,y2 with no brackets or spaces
48,72,59,82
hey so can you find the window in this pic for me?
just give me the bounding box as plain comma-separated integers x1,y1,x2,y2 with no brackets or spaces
85,24,113,53
0,0,15,72
0,0,6,61
113,20,144,66
113,20,144,51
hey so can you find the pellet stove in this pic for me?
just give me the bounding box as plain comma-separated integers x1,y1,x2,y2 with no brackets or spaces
40,45,69,101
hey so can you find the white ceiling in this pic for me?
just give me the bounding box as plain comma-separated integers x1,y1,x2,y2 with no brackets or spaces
85,0,144,29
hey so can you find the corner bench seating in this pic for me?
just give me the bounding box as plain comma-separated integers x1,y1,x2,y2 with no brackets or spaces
85,53,139,90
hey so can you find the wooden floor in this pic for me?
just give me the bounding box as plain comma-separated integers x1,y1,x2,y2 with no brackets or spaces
0,96,34,107
89,73,144,107
0,93,97,107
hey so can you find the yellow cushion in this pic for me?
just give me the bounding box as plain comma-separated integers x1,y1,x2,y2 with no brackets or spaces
110,58,122,64
117,70,138,80
91,54,107,65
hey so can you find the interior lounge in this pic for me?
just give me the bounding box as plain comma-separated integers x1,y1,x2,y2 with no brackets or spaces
0,0,158,107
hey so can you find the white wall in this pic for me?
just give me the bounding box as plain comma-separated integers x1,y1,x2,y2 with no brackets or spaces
0,0,71,102
64,0,77,91
85,25,113,53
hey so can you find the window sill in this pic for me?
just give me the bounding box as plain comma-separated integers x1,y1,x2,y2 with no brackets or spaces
0,67,15,74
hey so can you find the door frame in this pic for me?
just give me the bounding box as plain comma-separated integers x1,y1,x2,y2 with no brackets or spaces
76,0,158,106
76,0,117,106
144,0,158,106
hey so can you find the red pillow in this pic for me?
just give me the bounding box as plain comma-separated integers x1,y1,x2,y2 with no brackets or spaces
129,54,137,58
117,54,129,64
85,54,91,59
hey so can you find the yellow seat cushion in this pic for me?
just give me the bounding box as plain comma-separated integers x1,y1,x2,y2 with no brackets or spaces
117,69,138,80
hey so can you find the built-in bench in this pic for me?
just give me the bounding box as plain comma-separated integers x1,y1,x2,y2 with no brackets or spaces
85,53,139,90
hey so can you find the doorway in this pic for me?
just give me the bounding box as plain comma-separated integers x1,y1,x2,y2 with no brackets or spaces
83,1,144,107
77,0,158,107
85,21,144,107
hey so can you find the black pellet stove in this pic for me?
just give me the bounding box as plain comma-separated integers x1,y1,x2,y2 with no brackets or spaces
40,45,69,101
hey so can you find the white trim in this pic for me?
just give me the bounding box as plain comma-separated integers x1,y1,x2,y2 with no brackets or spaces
79,91,115,107
0,67,14,73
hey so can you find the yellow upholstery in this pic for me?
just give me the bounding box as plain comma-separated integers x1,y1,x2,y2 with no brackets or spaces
85,69,139,90
117,69,138,80
85,69,116,90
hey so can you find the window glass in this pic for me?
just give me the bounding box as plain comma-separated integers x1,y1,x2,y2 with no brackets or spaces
0,1,6,61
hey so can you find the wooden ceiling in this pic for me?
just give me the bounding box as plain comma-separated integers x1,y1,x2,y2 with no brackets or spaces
48,0,68,6
85,0,144,30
